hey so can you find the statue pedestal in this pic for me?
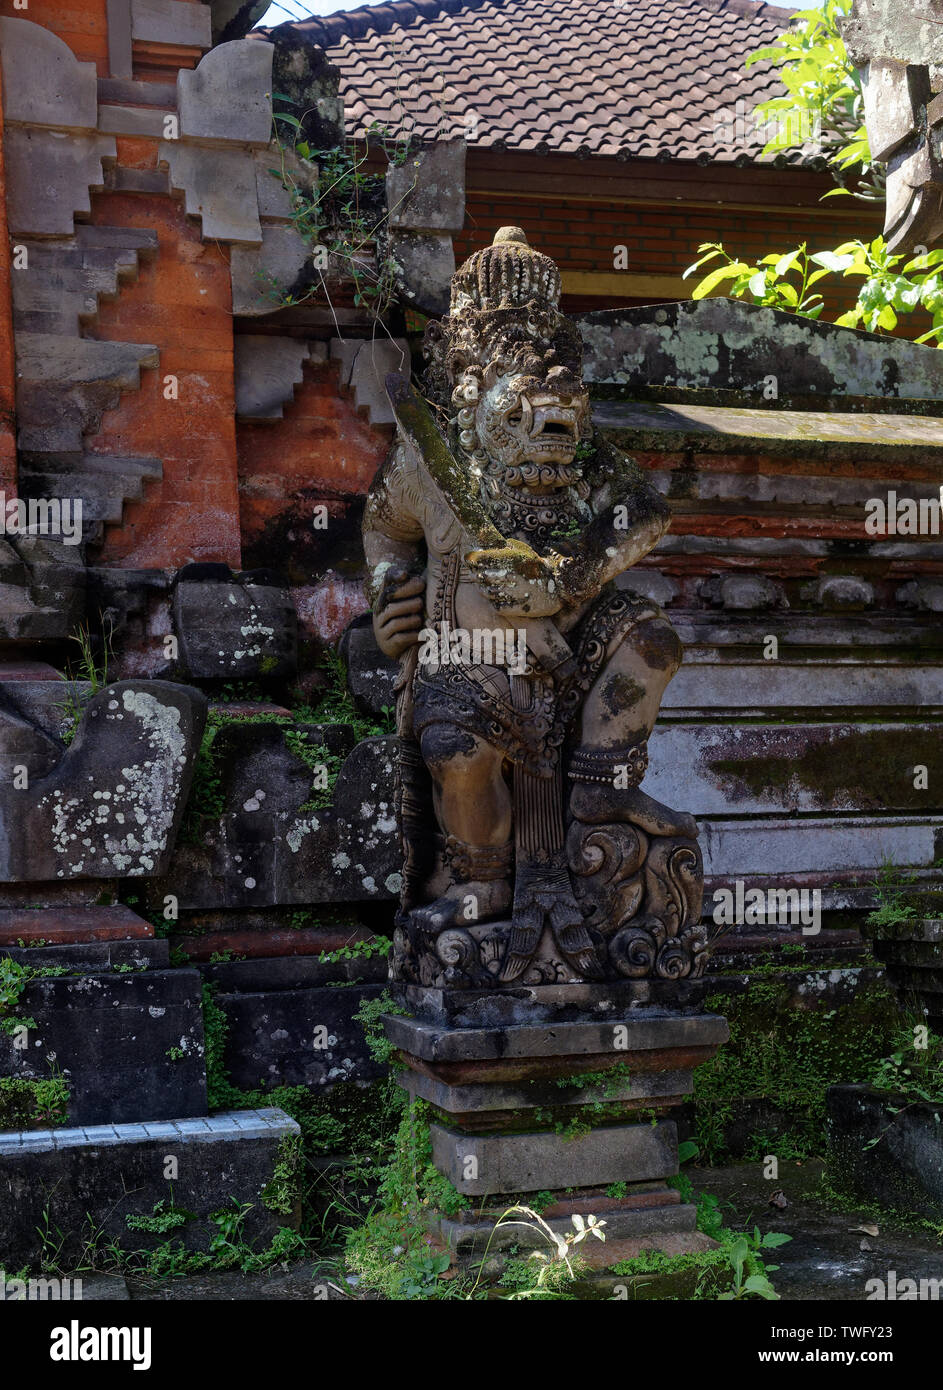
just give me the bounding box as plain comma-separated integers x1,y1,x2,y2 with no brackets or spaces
383,990,728,1270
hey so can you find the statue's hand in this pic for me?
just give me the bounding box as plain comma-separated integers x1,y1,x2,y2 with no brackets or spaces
464,538,563,617
374,566,426,659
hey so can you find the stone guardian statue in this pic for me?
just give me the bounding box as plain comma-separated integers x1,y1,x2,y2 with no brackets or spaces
363,227,705,989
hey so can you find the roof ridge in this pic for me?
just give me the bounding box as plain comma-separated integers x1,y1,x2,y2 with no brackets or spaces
692,0,796,24
265,0,508,48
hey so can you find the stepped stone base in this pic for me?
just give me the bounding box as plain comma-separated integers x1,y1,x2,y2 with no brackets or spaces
0,1109,300,1270
384,995,728,1272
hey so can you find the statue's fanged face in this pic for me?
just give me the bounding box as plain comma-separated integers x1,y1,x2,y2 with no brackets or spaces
475,374,589,485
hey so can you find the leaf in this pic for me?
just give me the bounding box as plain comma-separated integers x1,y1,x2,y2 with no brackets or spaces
744,1274,780,1300
810,250,855,273
677,1140,700,1164
690,263,751,299
273,112,303,130
749,270,769,297
761,1231,793,1248
775,250,803,277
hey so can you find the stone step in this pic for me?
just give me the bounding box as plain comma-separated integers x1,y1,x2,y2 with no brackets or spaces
0,968,207,1126
172,925,375,961
19,469,151,523
0,905,154,946
0,938,169,973
199,950,388,992
15,333,158,388
74,225,160,258
0,1109,300,1270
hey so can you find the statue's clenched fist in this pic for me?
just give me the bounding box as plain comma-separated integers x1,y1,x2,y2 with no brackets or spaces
373,566,426,658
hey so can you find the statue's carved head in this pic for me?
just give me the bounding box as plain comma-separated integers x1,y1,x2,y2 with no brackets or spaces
424,228,592,491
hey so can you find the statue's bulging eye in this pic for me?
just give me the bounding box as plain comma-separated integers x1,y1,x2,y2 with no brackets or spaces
507,412,523,426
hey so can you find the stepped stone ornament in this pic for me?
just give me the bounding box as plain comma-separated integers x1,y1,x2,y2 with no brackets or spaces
363,228,704,991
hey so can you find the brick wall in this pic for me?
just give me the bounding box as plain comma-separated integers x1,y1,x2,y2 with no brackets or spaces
459,193,886,314
236,356,391,576
84,188,242,568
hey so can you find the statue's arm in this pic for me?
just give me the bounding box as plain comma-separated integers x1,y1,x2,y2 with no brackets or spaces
363,447,427,659
552,443,671,606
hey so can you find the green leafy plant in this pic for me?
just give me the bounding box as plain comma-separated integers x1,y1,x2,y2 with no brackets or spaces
268,95,415,321
718,1228,792,1301
685,239,943,343
56,623,112,744
747,0,882,202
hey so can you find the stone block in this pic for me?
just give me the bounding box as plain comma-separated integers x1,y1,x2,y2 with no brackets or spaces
161,141,262,245
234,335,311,420
150,731,401,910
384,1009,729,1066
401,1064,691,1115
430,1118,678,1195
130,0,212,49
0,904,154,946
388,230,455,317
1,938,168,973
0,1108,299,1268
338,614,398,718
434,1196,695,1258
347,338,410,425
827,1084,943,1221
171,565,298,678
386,140,465,231
5,129,117,237
215,982,387,1090
177,38,273,146
0,679,207,882
253,145,316,222
0,18,98,130
0,969,207,1125
578,298,943,404
98,105,173,139
230,223,311,312
861,58,922,163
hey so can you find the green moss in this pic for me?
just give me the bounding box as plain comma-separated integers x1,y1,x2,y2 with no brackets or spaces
694,968,898,1162
707,727,943,811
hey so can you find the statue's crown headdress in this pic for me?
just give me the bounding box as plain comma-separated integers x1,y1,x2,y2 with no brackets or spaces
451,227,562,314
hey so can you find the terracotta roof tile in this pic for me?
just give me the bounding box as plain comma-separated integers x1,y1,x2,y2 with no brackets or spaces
270,0,798,161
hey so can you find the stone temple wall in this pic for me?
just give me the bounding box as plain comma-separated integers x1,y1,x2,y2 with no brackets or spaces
0,0,940,1264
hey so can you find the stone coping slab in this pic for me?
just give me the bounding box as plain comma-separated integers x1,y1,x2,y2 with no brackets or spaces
383,1010,729,1063
0,1108,298,1154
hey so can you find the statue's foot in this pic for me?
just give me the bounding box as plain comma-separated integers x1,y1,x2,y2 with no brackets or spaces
411,876,513,934
570,779,698,839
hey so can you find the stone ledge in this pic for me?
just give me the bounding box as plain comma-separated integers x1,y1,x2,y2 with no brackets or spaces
383,1010,730,1063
